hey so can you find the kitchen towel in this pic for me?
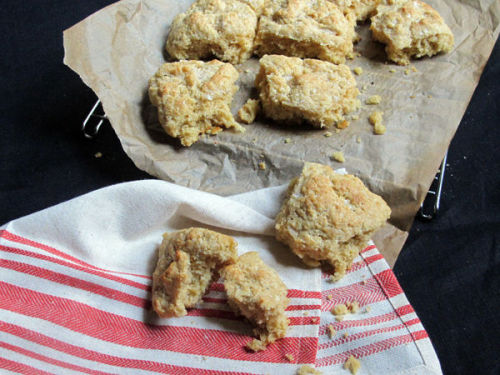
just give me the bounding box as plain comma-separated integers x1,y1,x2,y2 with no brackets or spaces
0,179,440,374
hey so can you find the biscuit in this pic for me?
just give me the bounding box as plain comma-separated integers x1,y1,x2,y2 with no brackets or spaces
275,163,391,280
370,0,454,65
152,228,238,317
254,0,356,64
330,0,382,22
221,251,290,351
166,0,260,64
148,60,244,147
256,55,360,128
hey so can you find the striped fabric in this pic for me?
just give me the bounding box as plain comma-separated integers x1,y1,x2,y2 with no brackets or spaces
0,181,441,374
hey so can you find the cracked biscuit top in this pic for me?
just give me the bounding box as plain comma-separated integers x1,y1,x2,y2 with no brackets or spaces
275,163,391,279
152,227,238,318
148,60,244,147
166,0,260,64
370,0,454,65
254,0,356,64
256,55,360,128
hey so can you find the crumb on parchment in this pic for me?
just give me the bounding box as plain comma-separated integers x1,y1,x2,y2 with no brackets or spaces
331,151,345,163
353,67,363,75
258,161,266,170
369,111,386,134
94,152,103,158
324,131,333,137
366,95,381,105
337,120,350,129
238,98,260,124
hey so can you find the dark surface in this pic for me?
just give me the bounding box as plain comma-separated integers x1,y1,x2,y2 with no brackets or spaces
0,1,498,374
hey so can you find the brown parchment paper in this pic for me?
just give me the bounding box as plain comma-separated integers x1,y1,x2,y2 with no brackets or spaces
63,0,499,266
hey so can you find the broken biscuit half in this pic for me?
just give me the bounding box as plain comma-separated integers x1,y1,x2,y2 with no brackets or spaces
152,227,238,317
275,162,391,280
370,0,454,65
222,251,290,351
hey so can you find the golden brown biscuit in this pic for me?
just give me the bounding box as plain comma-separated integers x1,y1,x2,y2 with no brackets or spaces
256,55,360,128
254,0,356,64
166,0,260,64
152,228,238,317
221,251,290,351
275,163,391,280
370,0,454,65
148,60,244,147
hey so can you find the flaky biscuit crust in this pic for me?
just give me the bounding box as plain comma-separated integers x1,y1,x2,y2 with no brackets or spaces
222,251,290,350
148,60,244,147
254,0,355,64
275,163,391,279
370,0,454,65
256,55,360,128
331,0,382,21
152,228,238,317
166,0,259,64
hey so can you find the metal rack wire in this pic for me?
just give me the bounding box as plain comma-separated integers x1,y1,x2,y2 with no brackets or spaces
83,99,447,220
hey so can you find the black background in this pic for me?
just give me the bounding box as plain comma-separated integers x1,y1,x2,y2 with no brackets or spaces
1,1,499,374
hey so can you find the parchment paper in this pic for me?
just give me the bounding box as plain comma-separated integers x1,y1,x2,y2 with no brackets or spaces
63,0,500,265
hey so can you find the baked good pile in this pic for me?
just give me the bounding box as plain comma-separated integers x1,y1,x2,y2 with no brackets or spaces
148,0,454,147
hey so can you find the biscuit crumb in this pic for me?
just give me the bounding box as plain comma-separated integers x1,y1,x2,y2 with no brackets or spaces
285,354,294,362
344,355,361,374
237,99,260,124
365,95,381,105
327,324,337,339
297,365,322,375
353,67,363,75
324,131,333,137
347,301,360,313
374,123,386,135
258,161,267,170
351,114,359,121
356,136,361,144
304,311,309,316
404,69,411,75
336,315,345,321
361,279,367,285
428,95,433,98
343,332,349,338
361,84,368,91
332,304,349,316
369,111,386,134
411,66,418,72
284,138,292,143
365,305,371,313
410,95,416,99
246,339,267,352
389,68,396,73
335,128,341,134
327,294,333,301
94,152,103,158
331,151,345,163
337,120,350,129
